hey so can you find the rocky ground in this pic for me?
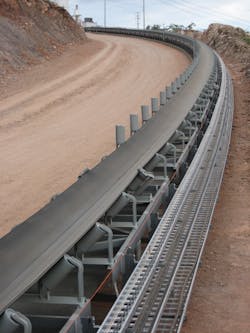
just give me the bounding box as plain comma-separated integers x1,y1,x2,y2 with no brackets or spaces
182,24,250,333
203,24,250,78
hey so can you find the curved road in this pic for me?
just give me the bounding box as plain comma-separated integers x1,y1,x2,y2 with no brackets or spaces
0,33,189,237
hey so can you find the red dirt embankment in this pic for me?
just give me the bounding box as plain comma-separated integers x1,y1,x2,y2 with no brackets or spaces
0,0,86,77
203,24,250,78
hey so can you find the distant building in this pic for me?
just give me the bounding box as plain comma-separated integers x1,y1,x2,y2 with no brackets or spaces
82,18,98,28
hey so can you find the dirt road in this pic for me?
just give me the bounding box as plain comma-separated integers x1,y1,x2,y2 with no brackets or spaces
0,33,189,237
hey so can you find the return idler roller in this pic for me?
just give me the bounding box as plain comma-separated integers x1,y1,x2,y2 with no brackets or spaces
106,192,131,219
144,153,168,179
75,222,110,257
76,223,114,265
128,168,154,196
40,254,84,302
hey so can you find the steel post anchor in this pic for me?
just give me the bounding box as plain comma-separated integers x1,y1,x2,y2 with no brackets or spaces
122,248,136,286
98,223,114,266
123,192,138,227
149,213,160,238
156,153,168,179
0,309,32,333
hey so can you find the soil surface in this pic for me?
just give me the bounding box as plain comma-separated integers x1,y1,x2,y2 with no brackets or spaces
0,0,85,76
182,61,250,332
0,33,189,237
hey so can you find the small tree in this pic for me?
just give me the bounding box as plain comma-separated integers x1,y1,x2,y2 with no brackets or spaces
151,24,161,30
166,23,184,32
186,22,196,31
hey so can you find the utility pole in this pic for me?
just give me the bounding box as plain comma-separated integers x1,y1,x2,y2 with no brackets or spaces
143,0,145,30
104,0,107,27
136,12,140,29
162,24,166,40
74,4,81,23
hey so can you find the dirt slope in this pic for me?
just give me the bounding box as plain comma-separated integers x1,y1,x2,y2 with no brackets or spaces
0,0,86,76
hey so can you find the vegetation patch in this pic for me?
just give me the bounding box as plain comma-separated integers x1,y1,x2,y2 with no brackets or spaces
242,36,250,45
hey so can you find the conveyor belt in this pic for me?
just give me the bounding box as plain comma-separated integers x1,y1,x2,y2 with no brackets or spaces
0,32,214,313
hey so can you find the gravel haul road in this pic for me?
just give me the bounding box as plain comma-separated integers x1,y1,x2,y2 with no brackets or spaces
0,33,189,237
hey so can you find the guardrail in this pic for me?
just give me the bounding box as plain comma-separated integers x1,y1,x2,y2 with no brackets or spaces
0,28,228,333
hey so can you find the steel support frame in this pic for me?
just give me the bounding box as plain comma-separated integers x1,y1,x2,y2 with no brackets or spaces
97,56,232,333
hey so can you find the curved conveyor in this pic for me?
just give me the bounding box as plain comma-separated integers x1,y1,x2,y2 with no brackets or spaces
0,29,214,315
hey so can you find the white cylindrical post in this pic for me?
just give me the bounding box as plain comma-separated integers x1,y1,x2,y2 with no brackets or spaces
177,77,181,89
141,105,150,123
130,114,139,135
166,86,172,100
116,125,126,148
151,97,159,114
160,91,166,105
172,81,177,94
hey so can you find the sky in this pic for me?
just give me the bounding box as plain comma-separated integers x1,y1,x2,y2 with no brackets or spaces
68,0,250,31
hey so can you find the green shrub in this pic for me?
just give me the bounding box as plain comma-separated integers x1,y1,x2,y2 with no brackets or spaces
243,36,250,45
